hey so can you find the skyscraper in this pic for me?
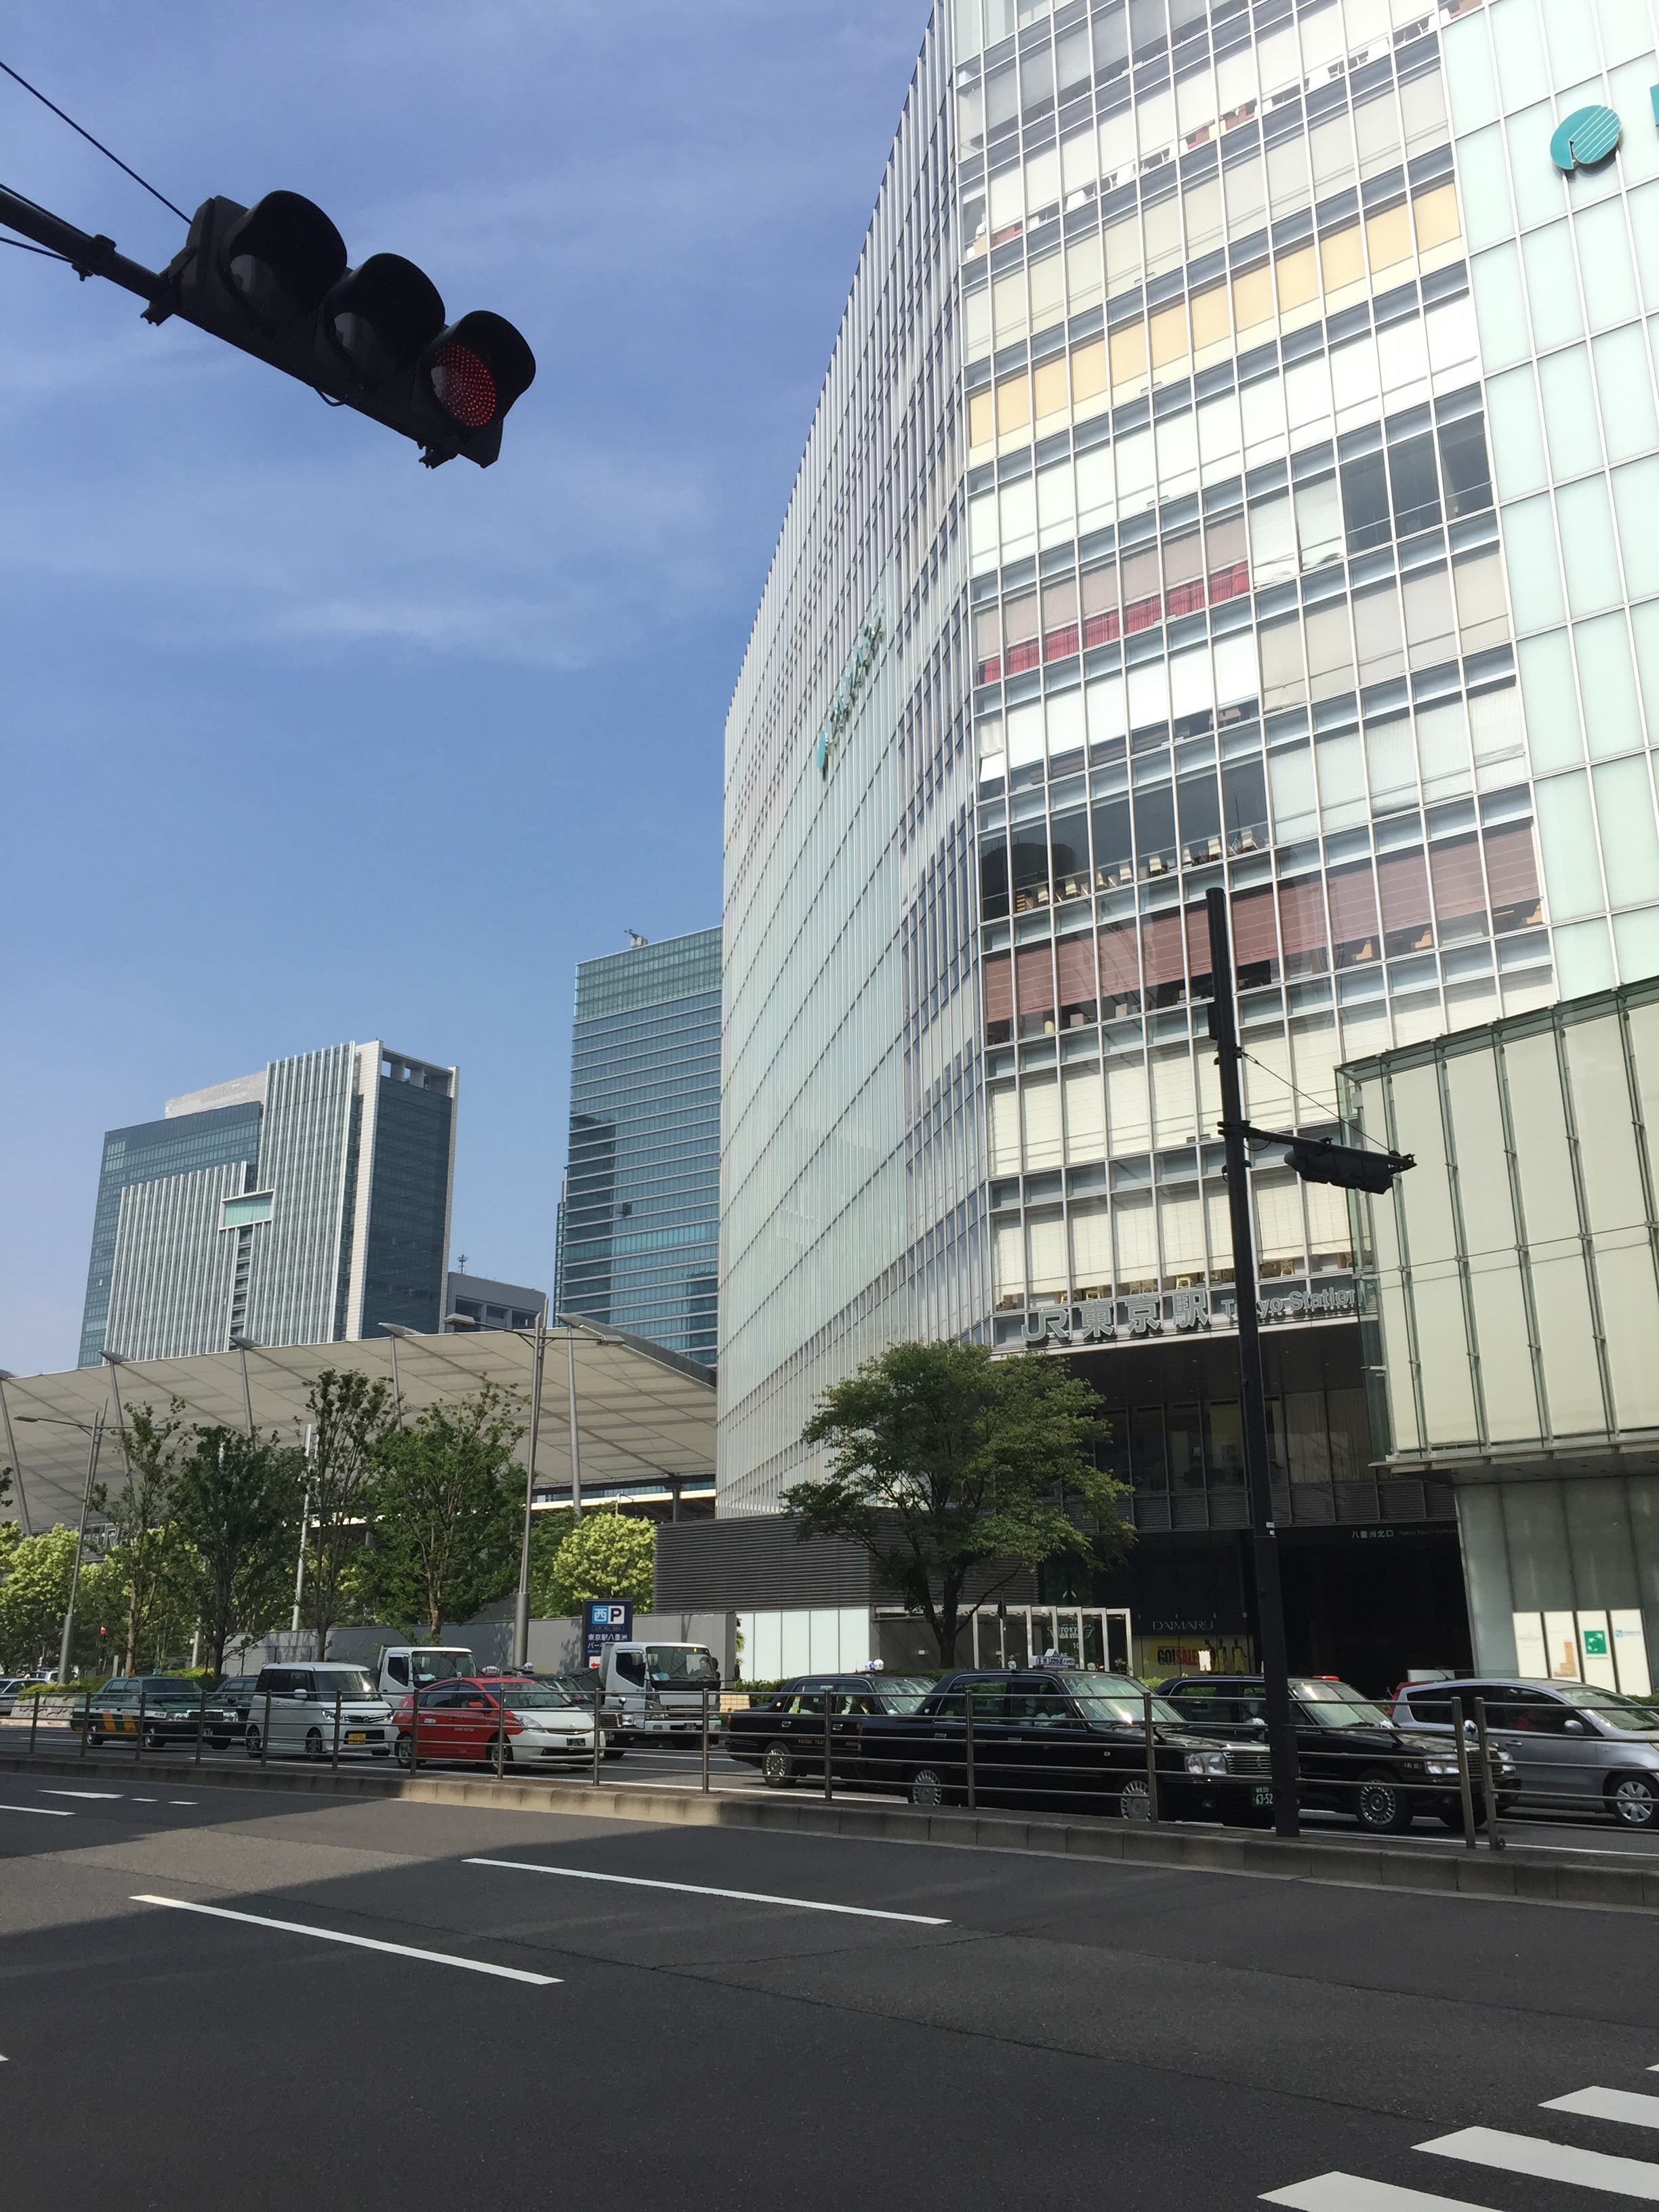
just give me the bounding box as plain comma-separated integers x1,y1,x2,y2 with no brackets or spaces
721,0,1659,1675
560,930,720,1365
79,1041,456,1364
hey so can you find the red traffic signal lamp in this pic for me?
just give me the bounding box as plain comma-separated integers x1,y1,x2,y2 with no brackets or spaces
148,190,535,466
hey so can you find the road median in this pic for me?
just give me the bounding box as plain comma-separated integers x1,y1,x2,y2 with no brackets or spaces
4,1747,1653,1910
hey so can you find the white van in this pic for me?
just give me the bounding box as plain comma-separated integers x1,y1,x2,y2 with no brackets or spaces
245,1663,396,1761
598,1641,721,1744
373,1645,475,1701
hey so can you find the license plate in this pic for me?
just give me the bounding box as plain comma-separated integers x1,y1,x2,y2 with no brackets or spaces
1252,1785,1273,1806
346,1731,366,1744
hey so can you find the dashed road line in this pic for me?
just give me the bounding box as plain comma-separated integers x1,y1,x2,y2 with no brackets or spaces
464,1856,951,1923
131,1894,560,1984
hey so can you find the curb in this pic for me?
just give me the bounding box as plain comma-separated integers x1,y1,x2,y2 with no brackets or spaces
5,1750,1655,1910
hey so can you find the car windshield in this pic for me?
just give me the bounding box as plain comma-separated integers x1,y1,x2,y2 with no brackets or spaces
1572,1691,1659,1730
1293,1681,1393,1727
140,1680,197,1701
645,1646,720,1687
315,1669,377,1702
869,1678,932,1713
411,1651,473,1684
1055,1672,1186,1726
496,1683,581,1710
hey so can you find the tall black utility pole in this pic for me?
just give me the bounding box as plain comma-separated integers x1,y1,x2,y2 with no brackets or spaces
1205,886,1300,1837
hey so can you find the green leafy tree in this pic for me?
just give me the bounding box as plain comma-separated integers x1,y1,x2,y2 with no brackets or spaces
786,1339,1130,1666
0,1523,77,1672
171,1427,306,1679
103,1401,191,1673
302,1369,397,1660
363,1386,525,1639
530,1509,655,1616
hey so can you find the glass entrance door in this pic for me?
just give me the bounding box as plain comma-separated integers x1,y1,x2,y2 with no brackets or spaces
972,1606,1134,1672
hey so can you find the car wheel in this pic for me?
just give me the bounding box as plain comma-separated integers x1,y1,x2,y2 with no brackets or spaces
210,1735,232,1751
909,1765,950,1809
370,1747,390,1759
761,1742,796,1789
1117,1779,1153,1822
142,1726,164,1754
304,1727,325,1763
245,1726,262,1760
1354,1771,1413,1834
602,1746,625,1761
394,1734,413,1770
1609,1772,1659,1827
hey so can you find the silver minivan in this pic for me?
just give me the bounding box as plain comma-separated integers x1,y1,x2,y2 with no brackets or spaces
245,1664,396,1762
1390,1677,1659,1826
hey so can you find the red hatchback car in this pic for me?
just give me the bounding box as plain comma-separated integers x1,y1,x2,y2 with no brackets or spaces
392,1673,599,1768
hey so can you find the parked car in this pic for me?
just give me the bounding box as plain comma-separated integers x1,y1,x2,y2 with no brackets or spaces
823,1668,1275,1822
595,1641,722,1746
391,1674,601,1769
243,1664,396,1761
1389,1676,1659,1826
727,1675,935,1783
1158,1674,1518,1833
0,1677,20,1717
541,1672,628,1756
85,1675,241,1752
214,1674,264,1725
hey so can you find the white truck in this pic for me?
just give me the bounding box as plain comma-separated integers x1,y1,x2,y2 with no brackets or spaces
373,1645,476,1700
596,1641,721,1745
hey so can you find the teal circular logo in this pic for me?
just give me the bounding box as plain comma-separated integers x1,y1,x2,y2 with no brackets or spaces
1549,104,1622,171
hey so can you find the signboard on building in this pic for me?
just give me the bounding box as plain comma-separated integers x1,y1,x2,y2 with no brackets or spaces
583,1600,633,1666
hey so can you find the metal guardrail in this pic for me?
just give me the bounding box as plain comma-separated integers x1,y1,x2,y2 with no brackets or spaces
11,1683,1652,1847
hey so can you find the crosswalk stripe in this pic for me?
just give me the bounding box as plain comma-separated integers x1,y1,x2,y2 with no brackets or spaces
1262,2171,1502,2209
1418,2127,1659,2198
1545,2089,1659,2130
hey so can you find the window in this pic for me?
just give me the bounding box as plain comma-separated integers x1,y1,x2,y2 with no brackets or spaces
1221,759,1268,854
1122,547,1162,633
1341,451,1391,551
975,604,1002,684
1176,769,1223,864
1043,576,1080,660
1389,433,1442,538
980,837,1009,921
1327,861,1380,966
1439,417,1492,517
1092,796,1133,886
1082,561,1120,647
1010,834,1050,910
1134,785,1178,878
1049,810,1089,899
1163,529,1206,617
1378,849,1434,955
1004,591,1039,672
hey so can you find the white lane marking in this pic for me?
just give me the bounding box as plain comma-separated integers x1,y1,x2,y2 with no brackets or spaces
167,1800,197,1807
134,1797,159,1804
464,1857,950,1924
130,1896,559,1985
40,1790,121,1800
0,1804,74,1817
1418,2127,1659,2198
1263,2175,1500,2209
1547,2088,1659,2129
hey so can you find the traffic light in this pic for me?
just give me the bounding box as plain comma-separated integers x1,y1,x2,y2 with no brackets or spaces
149,191,535,466
1284,1134,1414,1195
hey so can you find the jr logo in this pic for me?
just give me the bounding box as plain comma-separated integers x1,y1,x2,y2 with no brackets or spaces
1549,103,1623,171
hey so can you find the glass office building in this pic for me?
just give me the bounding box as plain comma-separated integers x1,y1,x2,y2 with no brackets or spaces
723,0,1659,1674
561,930,721,1365
81,1041,456,1363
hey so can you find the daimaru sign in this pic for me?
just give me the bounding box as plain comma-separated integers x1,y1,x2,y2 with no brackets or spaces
1549,103,1623,172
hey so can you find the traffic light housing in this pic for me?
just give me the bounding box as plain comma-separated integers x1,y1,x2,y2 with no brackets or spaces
1284,1135,1413,1194
151,192,535,466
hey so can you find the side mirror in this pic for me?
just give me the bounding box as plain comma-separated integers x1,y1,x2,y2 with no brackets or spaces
1563,1718,1586,1734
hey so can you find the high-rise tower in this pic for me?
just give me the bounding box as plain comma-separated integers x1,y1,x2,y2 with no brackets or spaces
79,1041,456,1362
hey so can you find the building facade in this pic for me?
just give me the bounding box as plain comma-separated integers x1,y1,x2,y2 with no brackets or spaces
444,1270,546,1332
721,0,1659,1683
81,1041,456,1364
560,930,720,1366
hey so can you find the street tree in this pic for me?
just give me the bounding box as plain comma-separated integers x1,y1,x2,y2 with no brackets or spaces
786,1339,1130,1666
365,1386,524,1640
171,1427,306,1679
530,1509,655,1616
104,1401,192,1674
302,1369,397,1660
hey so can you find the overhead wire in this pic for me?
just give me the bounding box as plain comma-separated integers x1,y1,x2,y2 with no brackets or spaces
0,57,189,224
0,233,71,264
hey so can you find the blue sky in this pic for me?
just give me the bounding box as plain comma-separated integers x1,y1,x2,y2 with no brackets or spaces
0,1,933,1376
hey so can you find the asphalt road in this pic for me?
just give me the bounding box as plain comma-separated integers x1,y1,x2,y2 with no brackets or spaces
3,1773,1659,2211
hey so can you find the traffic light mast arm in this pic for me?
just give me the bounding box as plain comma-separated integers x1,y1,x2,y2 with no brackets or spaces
0,182,165,307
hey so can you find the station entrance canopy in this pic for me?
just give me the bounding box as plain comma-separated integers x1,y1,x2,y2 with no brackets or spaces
1,1324,715,1533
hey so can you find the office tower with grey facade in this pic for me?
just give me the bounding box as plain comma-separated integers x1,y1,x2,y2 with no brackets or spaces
721,0,1659,1682
560,930,720,1366
79,1041,457,1363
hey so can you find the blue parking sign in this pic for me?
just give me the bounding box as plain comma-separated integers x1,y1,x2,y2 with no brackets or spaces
583,1601,633,1664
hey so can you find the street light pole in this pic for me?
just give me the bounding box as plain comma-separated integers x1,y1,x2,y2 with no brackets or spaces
1206,887,1300,1839
512,1314,546,1671
58,1410,104,1685
228,1331,257,1438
